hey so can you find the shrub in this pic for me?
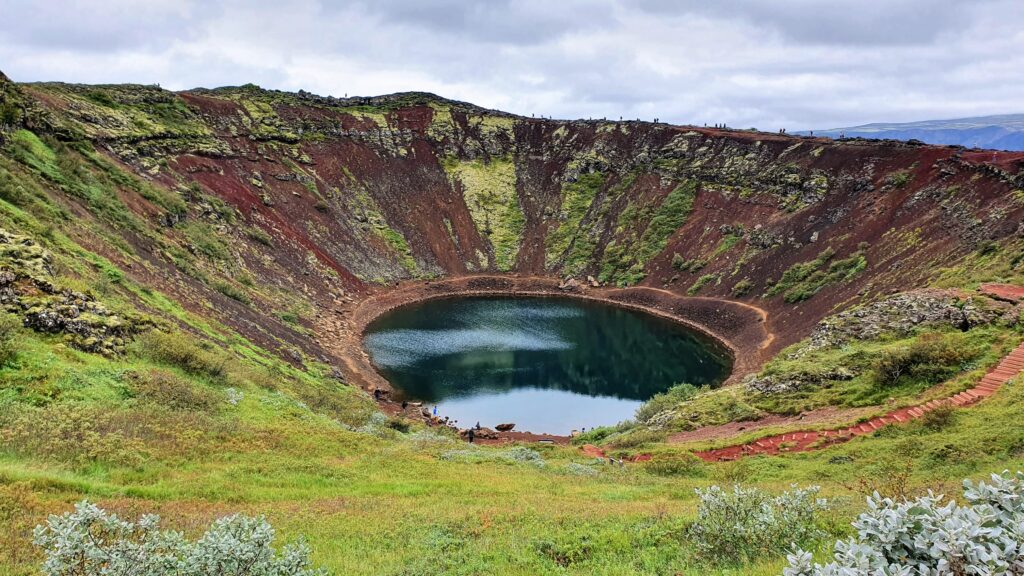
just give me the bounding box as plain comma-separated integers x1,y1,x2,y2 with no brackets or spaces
886,170,912,188
246,227,274,247
688,273,719,296
182,221,231,261
642,453,707,477
213,280,252,305
33,500,325,576
688,484,829,566
636,383,698,423
731,278,753,297
920,404,956,430
130,369,217,411
785,471,1024,575
130,330,229,380
564,462,598,477
0,313,21,366
871,333,969,388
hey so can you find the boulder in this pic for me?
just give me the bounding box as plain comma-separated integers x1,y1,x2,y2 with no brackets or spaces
495,423,515,432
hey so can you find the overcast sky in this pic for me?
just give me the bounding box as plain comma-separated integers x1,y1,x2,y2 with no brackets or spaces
1,0,1022,130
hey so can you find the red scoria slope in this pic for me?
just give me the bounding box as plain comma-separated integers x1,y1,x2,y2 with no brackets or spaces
4,77,1024,382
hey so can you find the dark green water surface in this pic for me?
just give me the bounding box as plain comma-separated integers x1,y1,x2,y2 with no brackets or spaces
363,296,732,434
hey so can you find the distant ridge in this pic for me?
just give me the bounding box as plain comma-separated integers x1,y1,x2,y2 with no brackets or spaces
802,113,1024,151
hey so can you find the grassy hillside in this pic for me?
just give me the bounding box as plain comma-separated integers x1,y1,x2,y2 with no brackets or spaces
2,70,1024,574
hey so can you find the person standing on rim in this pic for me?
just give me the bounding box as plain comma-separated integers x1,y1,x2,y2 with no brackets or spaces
467,428,475,443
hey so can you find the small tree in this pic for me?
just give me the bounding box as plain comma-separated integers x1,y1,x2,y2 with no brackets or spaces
34,500,325,576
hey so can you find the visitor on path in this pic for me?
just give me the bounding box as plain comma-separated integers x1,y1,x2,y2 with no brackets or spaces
401,400,408,410
467,428,475,443
432,405,438,416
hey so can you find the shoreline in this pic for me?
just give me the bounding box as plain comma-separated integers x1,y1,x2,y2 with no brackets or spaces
315,274,773,440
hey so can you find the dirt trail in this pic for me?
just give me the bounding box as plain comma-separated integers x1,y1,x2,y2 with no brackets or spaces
689,340,1024,461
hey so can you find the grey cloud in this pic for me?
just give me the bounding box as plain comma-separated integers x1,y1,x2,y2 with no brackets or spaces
0,0,1021,131
0,0,205,52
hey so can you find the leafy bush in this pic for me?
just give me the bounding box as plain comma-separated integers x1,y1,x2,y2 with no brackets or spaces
872,333,969,388
213,280,252,305
246,227,274,247
688,484,829,566
636,383,698,423
886,170,912,188
440,446,545,467
920,404,957,430
0,313,21,366
786,471,1024,575
564,462,599,477
33,500,324,576
182,221,231,261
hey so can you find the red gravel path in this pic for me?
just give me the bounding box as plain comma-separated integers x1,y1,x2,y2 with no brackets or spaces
981,283,1024,302
692,340,1024,462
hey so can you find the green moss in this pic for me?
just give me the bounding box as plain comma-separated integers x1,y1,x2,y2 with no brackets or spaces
443,156,523,271
688,273,720,296
765,247,867,303
180,221,231,261
379,225,418,275
600,180,697,286
546,172,606,271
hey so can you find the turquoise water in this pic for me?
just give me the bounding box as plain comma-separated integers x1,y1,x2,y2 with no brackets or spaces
363,296,732,434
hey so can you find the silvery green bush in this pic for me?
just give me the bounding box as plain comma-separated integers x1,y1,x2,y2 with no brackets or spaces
689,484,830,565
785,471,1024,575
33,500,324,576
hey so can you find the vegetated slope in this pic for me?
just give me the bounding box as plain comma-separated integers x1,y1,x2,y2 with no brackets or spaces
806,113,1024,151
4,71,1024,370
5,70,1024,575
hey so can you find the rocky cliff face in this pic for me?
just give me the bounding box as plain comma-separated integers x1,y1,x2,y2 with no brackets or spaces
3,76,1024,367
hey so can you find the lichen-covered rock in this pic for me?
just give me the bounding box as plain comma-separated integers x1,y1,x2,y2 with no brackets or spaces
796,290,1009,357
745,367,856,395
0,227,151,355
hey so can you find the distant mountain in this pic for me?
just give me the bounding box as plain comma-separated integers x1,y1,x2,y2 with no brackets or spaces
803,113,1024,151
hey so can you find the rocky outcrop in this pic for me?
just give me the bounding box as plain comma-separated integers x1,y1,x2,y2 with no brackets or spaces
796,290,1012,356
0,229,151,355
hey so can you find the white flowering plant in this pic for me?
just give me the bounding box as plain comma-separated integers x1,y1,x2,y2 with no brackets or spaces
785,470,1024,575
33,500,325,576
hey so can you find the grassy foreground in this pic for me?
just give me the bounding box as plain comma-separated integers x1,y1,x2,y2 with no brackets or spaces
3,314,1024,574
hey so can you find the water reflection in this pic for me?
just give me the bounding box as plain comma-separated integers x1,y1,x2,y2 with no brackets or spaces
364,296,731,434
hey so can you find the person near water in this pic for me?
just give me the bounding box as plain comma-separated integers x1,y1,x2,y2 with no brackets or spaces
467,428,475,443
432,405,438,416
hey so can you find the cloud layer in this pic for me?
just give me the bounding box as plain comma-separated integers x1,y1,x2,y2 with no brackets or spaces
1,0,1022,129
